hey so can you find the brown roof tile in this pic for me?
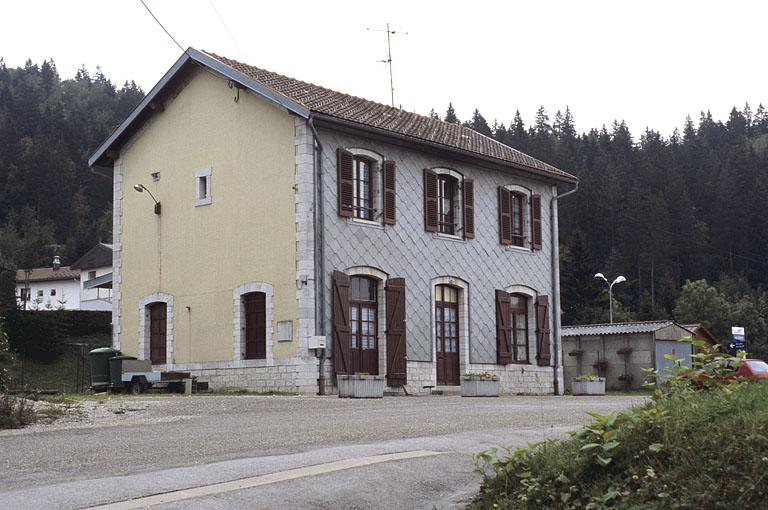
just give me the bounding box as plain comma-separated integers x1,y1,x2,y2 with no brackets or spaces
16,266,80,283
204,52,576,182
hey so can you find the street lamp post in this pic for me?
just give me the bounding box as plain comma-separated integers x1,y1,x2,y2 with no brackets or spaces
594,273,626,324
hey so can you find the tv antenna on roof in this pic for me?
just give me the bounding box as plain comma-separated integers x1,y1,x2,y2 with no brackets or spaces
366,23,408,108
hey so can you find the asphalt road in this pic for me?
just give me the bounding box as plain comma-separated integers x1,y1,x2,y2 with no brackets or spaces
0,394,645,509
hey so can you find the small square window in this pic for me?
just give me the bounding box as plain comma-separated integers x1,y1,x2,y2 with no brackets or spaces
37,290,44,298
88,270,97,280
195,168,212,207
50,289,56,296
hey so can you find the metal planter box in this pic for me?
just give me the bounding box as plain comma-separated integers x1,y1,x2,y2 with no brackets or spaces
337,374,385,398
572,378,606,396
461,376,500,397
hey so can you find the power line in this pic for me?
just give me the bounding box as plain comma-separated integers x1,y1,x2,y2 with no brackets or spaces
139,0,185,53
207,0,248,61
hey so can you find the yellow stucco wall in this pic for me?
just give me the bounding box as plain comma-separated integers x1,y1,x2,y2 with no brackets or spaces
117,67,298,362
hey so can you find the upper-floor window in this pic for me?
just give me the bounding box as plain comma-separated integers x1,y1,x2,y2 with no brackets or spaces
424,168,474,239
50,288,57,297
437,175,457,235
88,270,97,280
337,148,397,225
352,156,374,220
499,186,541,250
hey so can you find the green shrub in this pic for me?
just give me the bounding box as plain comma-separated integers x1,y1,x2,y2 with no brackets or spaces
472,341,768,509
0,392,35,429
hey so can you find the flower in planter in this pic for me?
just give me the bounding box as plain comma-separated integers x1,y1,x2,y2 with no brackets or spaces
573,374,605,382
463,371,499,381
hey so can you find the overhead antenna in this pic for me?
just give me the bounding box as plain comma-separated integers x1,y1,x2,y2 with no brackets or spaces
366,23,408,107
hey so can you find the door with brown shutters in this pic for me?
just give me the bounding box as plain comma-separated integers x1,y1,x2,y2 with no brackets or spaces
244,292,266,359
350,276,379,375
385,278,407,386
535,295,551,366
332,271,352,377
435,285,460,385
148,302,167,364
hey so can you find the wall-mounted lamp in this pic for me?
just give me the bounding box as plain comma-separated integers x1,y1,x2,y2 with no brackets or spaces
133,184,161,215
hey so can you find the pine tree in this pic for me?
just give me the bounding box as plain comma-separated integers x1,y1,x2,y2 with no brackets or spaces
444,103,459,124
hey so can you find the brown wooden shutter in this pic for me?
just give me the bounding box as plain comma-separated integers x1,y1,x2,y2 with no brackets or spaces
462,179,475,239
531,193,542,250
385,277,407,386
535,295,551,366
383,160,397,225
423,169,438,232
337,148,354,218
495,290,513,364
498,187,512,245
332,270,352,376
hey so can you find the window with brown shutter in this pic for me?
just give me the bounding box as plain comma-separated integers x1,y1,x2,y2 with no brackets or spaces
498,187,512,245
337,149,354,218
383,160,396,225
423,169,438,232
462,179,475,239
332,271,352,376
531,193,542,250
437,175,457,235
535,295,551,366
495,290,512,364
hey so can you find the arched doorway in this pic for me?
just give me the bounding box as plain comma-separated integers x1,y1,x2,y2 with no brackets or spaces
350,276,379,375
147,302,167,364
243,291,266,359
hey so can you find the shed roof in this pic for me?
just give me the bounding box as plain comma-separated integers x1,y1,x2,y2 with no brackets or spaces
89,48,577,185
561,320,680,337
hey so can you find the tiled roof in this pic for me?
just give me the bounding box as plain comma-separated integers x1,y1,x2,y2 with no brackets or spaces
561,320,677,337
204,51,576,182
16,266,80,283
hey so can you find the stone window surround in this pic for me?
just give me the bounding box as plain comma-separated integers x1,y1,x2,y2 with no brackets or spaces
343,266,389,377
233,282,274,366
430,167,465,241
195,167,212,207
430,275,470,379
504,284,538,363
502,184,533,253
138,293,174,367
344,148,385,227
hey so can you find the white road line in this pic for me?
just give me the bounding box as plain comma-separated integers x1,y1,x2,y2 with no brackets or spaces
83,450,442,509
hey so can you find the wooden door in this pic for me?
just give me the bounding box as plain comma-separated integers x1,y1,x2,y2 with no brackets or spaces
149,302,167,364
435,285,460,385
385,278,407,386
244,292,266,359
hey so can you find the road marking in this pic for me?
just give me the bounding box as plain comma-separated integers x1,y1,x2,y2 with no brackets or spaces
84,450,442,509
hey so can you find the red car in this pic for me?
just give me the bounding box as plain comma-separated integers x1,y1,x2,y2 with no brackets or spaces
681,358,768,385
730,359,768,380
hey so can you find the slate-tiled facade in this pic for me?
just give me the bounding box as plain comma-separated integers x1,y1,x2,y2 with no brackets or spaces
319,126,556,367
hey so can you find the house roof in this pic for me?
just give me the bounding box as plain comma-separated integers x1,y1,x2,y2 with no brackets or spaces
71,243,113,271
89,48,577,184
561,320,680,337
16,266,80,283
680,323,718,345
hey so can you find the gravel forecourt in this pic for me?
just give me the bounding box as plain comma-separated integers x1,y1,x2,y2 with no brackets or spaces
0,394,645,509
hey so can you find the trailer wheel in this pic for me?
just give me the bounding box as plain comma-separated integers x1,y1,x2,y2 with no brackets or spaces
130,379,144,395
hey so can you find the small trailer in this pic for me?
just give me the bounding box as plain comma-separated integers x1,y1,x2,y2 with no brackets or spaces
89,347,200,394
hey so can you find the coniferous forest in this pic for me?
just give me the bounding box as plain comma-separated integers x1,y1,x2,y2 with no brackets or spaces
1,60,767,355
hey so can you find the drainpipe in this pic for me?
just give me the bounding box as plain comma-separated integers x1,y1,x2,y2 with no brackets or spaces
308,116,326,395
550,180,578,395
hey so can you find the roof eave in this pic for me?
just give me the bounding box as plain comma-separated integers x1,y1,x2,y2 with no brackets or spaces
312,112,578,184
87,48,310,169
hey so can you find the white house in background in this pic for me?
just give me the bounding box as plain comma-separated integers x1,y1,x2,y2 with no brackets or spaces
15,256,81,310
15,244,114,311
71,243,113,311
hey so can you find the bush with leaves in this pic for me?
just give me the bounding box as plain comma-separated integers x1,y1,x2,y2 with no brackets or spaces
471,339,767,509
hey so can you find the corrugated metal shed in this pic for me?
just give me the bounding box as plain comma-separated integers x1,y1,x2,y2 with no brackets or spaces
561,320,678,337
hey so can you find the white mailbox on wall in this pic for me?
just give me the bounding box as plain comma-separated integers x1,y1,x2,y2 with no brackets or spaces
308,335,327,350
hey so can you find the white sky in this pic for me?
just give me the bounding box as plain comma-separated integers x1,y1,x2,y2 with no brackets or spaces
2,0,766,138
